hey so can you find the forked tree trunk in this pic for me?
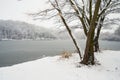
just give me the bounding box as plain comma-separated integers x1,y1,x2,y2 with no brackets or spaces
81,0,101,65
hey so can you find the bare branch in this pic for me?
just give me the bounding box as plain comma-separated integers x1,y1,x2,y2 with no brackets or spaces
99,0,111,17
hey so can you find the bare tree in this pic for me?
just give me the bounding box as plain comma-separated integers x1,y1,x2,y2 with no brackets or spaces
68,0,120,52
31,0,120,65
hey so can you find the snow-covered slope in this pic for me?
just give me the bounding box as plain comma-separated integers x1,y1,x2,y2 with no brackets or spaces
0,50,120,80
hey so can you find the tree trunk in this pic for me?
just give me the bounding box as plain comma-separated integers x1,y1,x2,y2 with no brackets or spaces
94,16,105,52
50,1,82,60
94,37,100,52
94,40,99,52
81,35,95,65
81,0,101,65
57,9,82,60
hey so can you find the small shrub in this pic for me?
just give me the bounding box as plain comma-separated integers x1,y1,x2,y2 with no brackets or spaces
60,51,72,58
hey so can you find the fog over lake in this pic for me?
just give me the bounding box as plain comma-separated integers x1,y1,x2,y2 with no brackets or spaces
0,40,120,67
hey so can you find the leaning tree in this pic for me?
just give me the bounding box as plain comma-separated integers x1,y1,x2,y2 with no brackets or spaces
31,0,120,65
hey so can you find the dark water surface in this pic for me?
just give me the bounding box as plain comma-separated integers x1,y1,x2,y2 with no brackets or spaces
0,40,120,67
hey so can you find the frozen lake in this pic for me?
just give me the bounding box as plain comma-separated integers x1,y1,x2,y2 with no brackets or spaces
0,39,120,67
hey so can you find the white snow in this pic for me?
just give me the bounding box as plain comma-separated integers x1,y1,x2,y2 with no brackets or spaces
0,50,120,80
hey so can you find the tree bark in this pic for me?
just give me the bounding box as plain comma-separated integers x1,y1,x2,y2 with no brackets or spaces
94,37,100,52
81,0,101,65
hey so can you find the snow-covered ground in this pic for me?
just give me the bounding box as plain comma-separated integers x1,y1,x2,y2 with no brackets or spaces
0,50,120,80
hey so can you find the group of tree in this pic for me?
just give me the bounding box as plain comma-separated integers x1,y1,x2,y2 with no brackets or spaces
0,20,56,40
32,0,120,65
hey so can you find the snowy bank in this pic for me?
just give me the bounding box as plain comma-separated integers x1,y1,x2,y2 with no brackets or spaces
0,50,120,80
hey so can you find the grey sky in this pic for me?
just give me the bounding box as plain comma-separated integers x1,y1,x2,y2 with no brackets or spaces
0,0,120,29
0,0,54,28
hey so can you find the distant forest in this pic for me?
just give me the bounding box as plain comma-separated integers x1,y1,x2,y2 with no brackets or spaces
0,20,120,41
0,20,56,40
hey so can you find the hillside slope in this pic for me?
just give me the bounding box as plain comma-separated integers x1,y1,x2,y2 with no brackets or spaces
0,20,56,40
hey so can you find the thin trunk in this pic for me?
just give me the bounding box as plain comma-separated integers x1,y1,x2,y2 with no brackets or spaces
94,37,100,52
58,10,82,60
49,1,82,60
89,0,92,22
93,0,111,52
69,0,88,36
94,16,105,52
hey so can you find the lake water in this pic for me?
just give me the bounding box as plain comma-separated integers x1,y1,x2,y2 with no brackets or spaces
0,39,120,67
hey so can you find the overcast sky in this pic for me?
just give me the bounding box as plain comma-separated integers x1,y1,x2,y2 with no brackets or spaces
0,0,55,28
0,0,120,29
